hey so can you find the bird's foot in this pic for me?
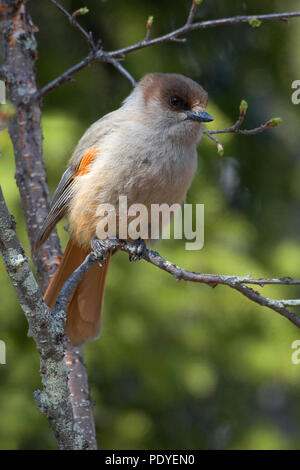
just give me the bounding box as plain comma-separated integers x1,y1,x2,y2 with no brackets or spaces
128,238,147,262
91,237,121,263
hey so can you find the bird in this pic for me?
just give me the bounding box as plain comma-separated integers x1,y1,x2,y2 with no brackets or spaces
34,72,213,345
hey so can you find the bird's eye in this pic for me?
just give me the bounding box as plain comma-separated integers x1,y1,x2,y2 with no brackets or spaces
169,96,187,110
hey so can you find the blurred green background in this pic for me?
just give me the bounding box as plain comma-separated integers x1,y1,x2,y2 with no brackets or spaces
1,0,300,450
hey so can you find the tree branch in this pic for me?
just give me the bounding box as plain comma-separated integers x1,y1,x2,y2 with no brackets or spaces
111,241,300,330
0,0,97,449
34,3,300,100
51,238,300,335
186,0,201,26
0,186,88,449
50,0,95,49
204,100,283,154
111,12,300,57
54,252,100,317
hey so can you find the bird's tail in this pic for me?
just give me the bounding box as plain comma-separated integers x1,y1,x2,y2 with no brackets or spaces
44,239,110,345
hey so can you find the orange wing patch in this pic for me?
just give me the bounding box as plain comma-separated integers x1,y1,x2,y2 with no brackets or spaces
75,149,98,177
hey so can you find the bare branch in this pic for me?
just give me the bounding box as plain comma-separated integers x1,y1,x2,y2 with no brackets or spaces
35,53,97,100
36,5,300,100
145,16,154,42
54,252,99,316
114,241,300,330
204,100,283,153
0,186,87,449
186,0,201,26
52,238,300,337
34,0,136,99
50,0,95,49
208,118,282,136
279,300,300,307
169,37,187,44
102,56,137,87
109,12,300,58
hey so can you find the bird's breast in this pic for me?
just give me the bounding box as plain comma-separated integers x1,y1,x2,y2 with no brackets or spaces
68,127,198,246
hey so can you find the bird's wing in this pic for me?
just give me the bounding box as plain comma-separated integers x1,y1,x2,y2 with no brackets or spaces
34,149,99,250
69,110,119,167
34,110,121,250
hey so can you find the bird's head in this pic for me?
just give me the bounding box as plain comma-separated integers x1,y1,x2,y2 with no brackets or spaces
127,73,213,144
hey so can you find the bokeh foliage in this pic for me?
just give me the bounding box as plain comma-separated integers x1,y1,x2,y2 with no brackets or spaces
0,0,300,449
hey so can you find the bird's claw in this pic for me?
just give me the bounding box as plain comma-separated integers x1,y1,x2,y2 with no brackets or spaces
91,237,120,263
128,238,147,262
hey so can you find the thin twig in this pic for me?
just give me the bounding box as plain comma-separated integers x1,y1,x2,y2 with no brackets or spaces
204,100,282,153
186,0,200,26
35,53,97,99
279,300,300,307
208,119,278,136
101,55,137,87
169,37,187,43
33,0,136,99
54,252,99,316
144,16,154,42
54,238,300,333
50,0,95,49
110,12,300,58
36,6,300,100
117,241,300,330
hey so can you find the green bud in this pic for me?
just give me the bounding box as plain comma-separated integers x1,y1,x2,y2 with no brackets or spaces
217,143,224,157
146,16,154,28
239,99,248,114
249,18,262,28
194,0,204,5
78,7,89,15
269,117,283,127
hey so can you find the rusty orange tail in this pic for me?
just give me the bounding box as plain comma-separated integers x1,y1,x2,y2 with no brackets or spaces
44,239,110,345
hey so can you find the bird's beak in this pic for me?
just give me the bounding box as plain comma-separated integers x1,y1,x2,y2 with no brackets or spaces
185,110,214,122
